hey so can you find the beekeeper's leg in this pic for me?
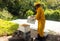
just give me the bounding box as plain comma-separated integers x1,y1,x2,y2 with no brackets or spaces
38,24,45,37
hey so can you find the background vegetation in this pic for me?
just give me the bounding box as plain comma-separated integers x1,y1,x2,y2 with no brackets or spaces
0,0,60,21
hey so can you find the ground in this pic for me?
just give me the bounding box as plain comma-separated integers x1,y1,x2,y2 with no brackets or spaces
0,29,60,41
0,20,60,41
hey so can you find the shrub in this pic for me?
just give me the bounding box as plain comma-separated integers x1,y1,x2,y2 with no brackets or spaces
45,9,54,20
45,9,60,21
0,9,13,20
51,10,60,21
0,19,19,36
44,9,54,14
25,10,34,18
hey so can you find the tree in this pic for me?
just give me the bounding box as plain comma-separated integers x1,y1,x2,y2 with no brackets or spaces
6,0,35,18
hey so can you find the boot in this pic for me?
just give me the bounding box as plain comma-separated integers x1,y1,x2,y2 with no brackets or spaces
35,34,47,41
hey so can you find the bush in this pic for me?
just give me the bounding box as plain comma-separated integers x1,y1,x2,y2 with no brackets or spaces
25,10,34,18
45,9,54,20
51,10,60,21
45,9,60,21
0,9,13,21
44,9,54,14
0,19,19,36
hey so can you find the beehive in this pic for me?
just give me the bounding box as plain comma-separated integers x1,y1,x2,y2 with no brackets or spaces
18,24,30,33
17,24,31,41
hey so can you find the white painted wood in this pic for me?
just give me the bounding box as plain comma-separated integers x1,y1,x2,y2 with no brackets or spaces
27,16,35,24
18,24,30,33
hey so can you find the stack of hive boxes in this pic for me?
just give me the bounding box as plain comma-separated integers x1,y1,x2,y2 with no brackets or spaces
18,24,31,41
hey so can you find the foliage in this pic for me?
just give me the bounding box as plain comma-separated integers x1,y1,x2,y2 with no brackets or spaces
45,9,60,21
0,0,60,21
44,9,54,14
0,0,35,19
51,10,60,21
41,2,47,11
0,9,13,20
44,9,54,20
25,10,34,18
7,0,20,16
46,0,60,10
0,19,19,36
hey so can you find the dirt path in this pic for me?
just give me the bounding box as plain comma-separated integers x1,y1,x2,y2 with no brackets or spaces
0,36,11,41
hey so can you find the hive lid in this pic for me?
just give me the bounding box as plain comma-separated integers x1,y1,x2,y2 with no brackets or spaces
21,24,30,27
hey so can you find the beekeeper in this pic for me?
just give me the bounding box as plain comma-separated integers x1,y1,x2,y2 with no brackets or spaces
34,2,46,41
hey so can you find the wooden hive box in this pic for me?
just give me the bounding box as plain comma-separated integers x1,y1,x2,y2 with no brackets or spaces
17,24,31,41
18,24,30,33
